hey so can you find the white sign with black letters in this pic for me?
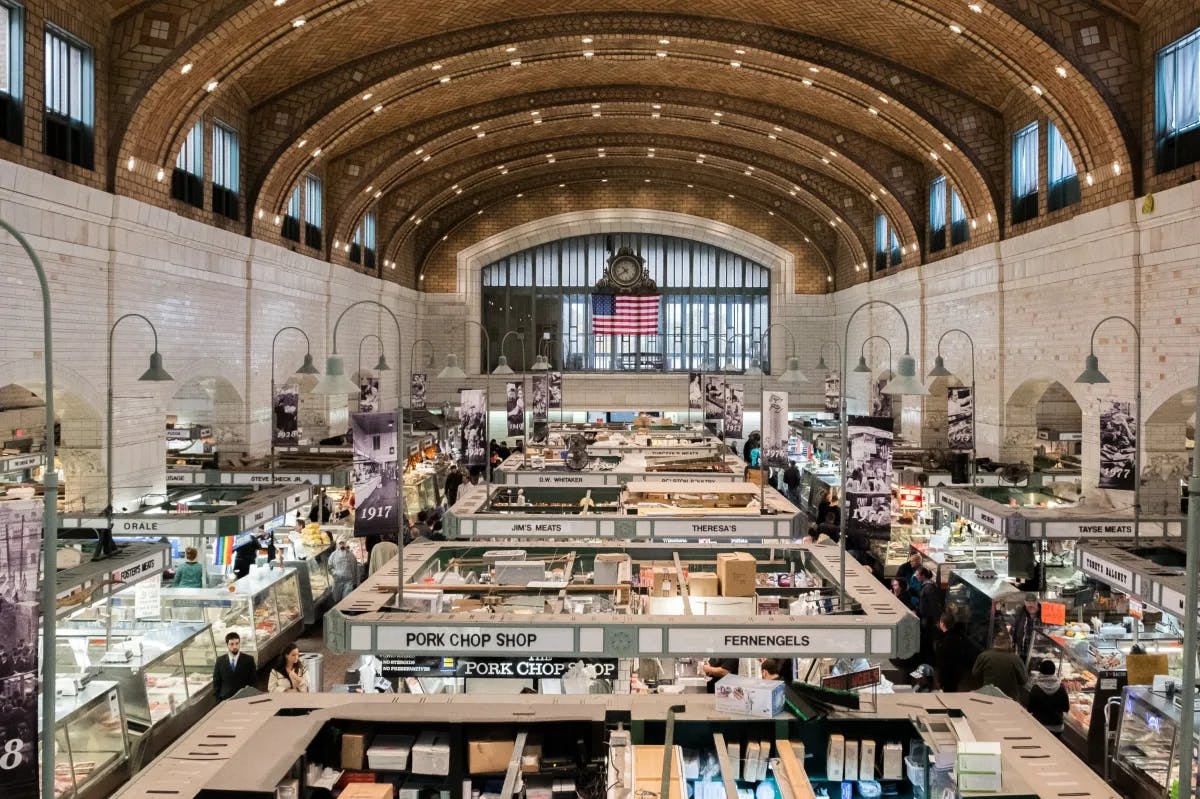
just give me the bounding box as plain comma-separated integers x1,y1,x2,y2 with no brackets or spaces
475,519,599,537
666,627,867,655
1081,553,1135,593
377,626,576,654
971,506,1002,533
938,490,963,514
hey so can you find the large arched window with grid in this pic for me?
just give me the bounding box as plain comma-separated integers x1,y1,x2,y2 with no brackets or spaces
481,233,770,373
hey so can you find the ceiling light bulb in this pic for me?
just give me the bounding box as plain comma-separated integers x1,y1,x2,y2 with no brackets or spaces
365,185,373,193
971,218,978,229
968,3,982,12
1112,161,1122,175
582,36,593,43
1055,66,1068,78
510,59,521,66
297,139,307,148
730,61,741,68
949,23,962,33
362,93,372,101
505,46,517,53
827,275,833,282
736,48,746,55
181,63,193,75
422,155,431,161
809,67,819,73
768,134,777,139
373,104,383,113
1085,172,1095,186
656,51,668,58
156,168,165,182
205,79,219,92
312,147,321,157
374,191,382,199
431,63,442,70
802,79,813,86
292,18,305,28
439,76,451,83
943,142,953,150
1031,84,1044,95
274,215,282,225
592,112,600,117
868,107,879,115
533,118,543,123
273,0,286,6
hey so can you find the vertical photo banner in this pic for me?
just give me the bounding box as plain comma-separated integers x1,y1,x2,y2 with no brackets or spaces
359,375,380,413
531,374,549,422
687,372,703,410
724,382,745,439
762,390,789,467
505,381,525,437
870,375,893,418
0,497,40,799
459,389,487,466
823,371,841,416
704,375,726,420
947,387,974,450
1099,399,1137,490
272,387,300,446
548,372,563,409
845,415,895,540
351,412,399,536
410,373,427,409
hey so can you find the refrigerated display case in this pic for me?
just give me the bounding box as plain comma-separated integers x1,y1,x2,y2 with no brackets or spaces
1113,685,1200,799
283,545,334,625
42,681,129,799
403,470,439,521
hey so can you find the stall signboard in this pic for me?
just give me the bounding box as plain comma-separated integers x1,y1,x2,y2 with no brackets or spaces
531,374,549,423
505,381,525,437
459,389,487,466
0,453,41,472
474,518,599,537
970,505,1003,533
845,416,893,540
112,548,168,585
1080,551,1136,593
1043,520,1137,538
762,390,789,468
723,382,744,438
704,375,726,420
549,372,562,409
379,656,617,679
947,387,974,450
650,519,783,538
1099,400,1137,490
823,371,841,416
0,498,40,799
351,411,400,538
273,388,300,446
410,373,427,410
937,489,964,515
665,627,867,655
376,625,576,654
688,373,702,410
897,487,924,510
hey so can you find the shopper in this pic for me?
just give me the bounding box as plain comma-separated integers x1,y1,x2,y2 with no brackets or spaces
172,547,204,588
889,577,912,609
760,659,784,680
368,533,400,576
1012,593,1041,663
410,511,433,542
308,492,333,523
782,462,801,503
971,630,1028,701
909,663,936,692
934,612,972,692
1025,659,1069,736
702,658,740,692
895,553,922,596
212,632,257,701
914,567,942,663
268,643,311,693
444,467,464,508
328,539,359,601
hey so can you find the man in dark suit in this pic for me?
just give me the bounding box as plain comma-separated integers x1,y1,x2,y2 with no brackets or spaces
212,632,257,701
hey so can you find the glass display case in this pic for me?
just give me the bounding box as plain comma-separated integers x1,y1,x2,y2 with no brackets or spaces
1114,685,1200,799
944,568,1023,656
43,681,129,799
403,470,439,522
283,543,334,625
158,567,303,665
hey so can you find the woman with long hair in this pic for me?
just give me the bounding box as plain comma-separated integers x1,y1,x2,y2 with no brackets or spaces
268,642,310,693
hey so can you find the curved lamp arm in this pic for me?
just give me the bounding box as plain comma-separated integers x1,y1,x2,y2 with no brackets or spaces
499,329,526,369
111,312,161,352
1087,315,1140,354
410,338,435,371
756,321,798,364
860,335,894,372
934,328,977,385
461,319,493,374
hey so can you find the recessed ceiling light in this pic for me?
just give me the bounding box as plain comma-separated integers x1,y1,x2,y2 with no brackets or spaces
601,178,607,182
743,170,750,175
943,142,953,150
929,151,939,160
1055,66,1068,78
274,215,282,225
510,59,521,67
362,93,373,101
516,193,523,198
439,76,451,83
869,193,878,201
471,124,480,130
1112,161,1122,175
773,125,782,132
373,104,383,113
374,191,382,199
948,23,962,34
365,185,373,193
126,156,136,171
582,36,593,43
592,111,600,117
879,96,889,104
728,194,735,198
505,46,517,53
297,139,307,148
431,64,442,71
687,184,694,188
497,165,505,170
156,168,165,182
1031,83,1044,95
656,51,668,58
968,3,983,12
476,131,485,138
730,61,741,68
735,48,746,55
583,51,594,57
971,218,978,229
273,0,286,6
802,79,813,86
821,157,830,164
291,18,305,28
868,107,879,115
879,187,888,195
422,155,431,161
713,111,723,117
710,119,719,125
768,134,777,140
533,118,543,124
659,38,670,44
205,79,219,92
1085,172,1095,186
312,148,322,157
808,67,819,73
644,178,651,182
181,63,193,74
415,148,424,155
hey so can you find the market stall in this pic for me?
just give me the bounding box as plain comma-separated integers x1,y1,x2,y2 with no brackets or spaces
43,680,130,799
492,450,747,487
165,452,352,487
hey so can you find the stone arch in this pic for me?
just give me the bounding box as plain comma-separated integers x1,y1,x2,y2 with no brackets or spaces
165,359,247,452
1140,386,1196,516
1002,378,1084,466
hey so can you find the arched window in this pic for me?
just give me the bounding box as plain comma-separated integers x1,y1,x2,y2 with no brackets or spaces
481,234,770,373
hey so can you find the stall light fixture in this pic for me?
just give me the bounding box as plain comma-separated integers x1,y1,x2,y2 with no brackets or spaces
139,351,174,382
926,355,953,378
779,357,808,385
744,358,763,377
297,352,320,375
311,355,358,395
531,354,551,371
438,354,467,380
374,353,392,372
882,354,928,395
852,355,871,373
492,355,515,375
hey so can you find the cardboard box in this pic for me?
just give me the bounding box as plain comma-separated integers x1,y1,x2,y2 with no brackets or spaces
688,572,718,597
859,740,876,780
341,731,373,771
716,552,757,597
957,771,1002,792
339,785,394,799
957,741,1002,793
844,741,859,781
367,734,415,771
412,732,451,776
652,566,679,597
713,675,785,718
881,742,903,780
468,739,516,775
826,734,845,781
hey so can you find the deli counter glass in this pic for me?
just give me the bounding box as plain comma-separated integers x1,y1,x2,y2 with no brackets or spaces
1113,685,1200,799
41,680,129,799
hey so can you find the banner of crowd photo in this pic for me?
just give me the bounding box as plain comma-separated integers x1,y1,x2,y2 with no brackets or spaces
531,374,549,422
272,387,300,446
359,375,380,413
350,411,400,537
687,372,702,411
704,375,726,420
459,389,487,467
870,375,892,418
947,387,974,450
844,415,894,541
723,382,745,439
1099,399,1137,490
823,371,841,416
548,372,562,409
762,390,789,467
0,497,40,799
410,372,427,409
505,381,525,437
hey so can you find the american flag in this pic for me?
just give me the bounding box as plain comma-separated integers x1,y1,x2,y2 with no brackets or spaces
591,293,660,335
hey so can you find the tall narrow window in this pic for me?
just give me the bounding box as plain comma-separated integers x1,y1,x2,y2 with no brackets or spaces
874,214,890,271
1047,122,1080,212
361,210,376,269
0,3,23,144
211,122,239,220
1155,28,1200,172
171,120,204,208
282,185,301,242
889,228,901,266
949,186,968,246
1012,122,1039,224
43,26,93,168
929,176,947,253
303,174,322,250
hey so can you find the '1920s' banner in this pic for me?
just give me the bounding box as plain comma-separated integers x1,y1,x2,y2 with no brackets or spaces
823,371,841,416
1100,399,1137,490
947,387,974,450
410,373,427,409
273,388,300,446
459,389,487,467
723,382,745,439
0,497,40,799
845,415,894,541
350,411,400,537
762,390,789,467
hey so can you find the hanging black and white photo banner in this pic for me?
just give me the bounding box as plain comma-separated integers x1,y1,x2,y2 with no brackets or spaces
459,389,487,467
505,381,525,437
762,390,789,467
845,415,894,540
272,387,300,446
531,374,549,422
1099,399,1137,490
870,374,893,418
0,497,40,799
359,375,380,413
704,375,726,420
410,372,427,410
823,371,841,416
351,411,400,537
724,382,745,439
947,387,974,451
688,372,703,410
548,372,563,409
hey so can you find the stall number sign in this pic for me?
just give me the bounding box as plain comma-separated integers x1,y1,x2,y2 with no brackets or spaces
971,507,1001,532
937,491,963,514
1081,554,1135,593
666,627,867,655
380,626,576,654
